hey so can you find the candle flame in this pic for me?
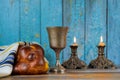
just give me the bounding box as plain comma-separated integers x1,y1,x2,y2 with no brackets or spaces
100,36,103,42
74,37,76,43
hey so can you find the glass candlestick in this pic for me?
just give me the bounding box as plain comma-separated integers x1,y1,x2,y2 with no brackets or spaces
62,44,86,69
88,45,116,69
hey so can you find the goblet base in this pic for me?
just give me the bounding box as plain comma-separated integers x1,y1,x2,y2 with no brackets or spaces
50,66,66,73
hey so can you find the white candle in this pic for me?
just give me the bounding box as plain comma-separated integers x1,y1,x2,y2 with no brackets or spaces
72,36,78,46
74,36,76,43
100,36,103,42
99,36,105,46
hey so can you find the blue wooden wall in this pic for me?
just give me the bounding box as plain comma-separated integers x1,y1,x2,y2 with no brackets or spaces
0,0,120,67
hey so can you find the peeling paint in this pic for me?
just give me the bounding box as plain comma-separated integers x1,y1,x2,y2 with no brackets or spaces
80,12,82,16
10,0,14,6
43,43,47,48
34,33,40,38
70,0,72,7
23,0,29,3
24,7,29,14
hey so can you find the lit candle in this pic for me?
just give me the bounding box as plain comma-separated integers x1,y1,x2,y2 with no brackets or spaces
72,36,78,46
74,36,76,43
100,36,103,42
99,36,105,46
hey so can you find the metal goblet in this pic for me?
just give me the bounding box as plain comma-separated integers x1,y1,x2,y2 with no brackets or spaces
47,27,68,73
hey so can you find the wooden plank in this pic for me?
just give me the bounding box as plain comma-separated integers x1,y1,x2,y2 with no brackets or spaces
2,72,120,80
41,0,62,67
62,0,85,62
0,0,19,45
85,0,107,64
20,0,41,43
108,0,120,66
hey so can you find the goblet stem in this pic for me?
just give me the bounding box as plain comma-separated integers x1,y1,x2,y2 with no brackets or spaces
54,48,61,66
52,48,65,72
56,60,61,67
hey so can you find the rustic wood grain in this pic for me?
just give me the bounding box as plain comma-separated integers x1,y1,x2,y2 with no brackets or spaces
41,0,62,67
62,0,85,63
20,0,41,43
0,0,120,67
85,0,107,64
107,0,120,66
0,0,19,45
1,70,120,80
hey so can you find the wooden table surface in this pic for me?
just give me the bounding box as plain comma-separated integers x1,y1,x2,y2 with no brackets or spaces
1,69,120,80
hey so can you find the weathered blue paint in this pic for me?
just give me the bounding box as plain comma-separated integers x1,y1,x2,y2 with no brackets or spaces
0,0,19,45
41,0,62,67
0,0,120,66
63,0,85,62
85,0,107,64
20,0,41,43
108,0,120,66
